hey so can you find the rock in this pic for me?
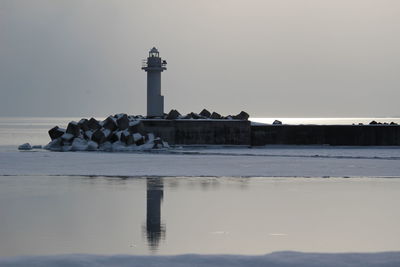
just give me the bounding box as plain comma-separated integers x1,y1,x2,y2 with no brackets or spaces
128,121,145,135
210,112,222,119
109,132,120,143
180,114,191,119
370,120,378,125
233,111,249,121
166,109,181,120
61,140,72,146
87,118,101,130
114,113,124,119
32,145,42,149
135,137,145,146
112,141,128,151
189,112,201,119
273,120,282,125
48,126,65,140
99,141,112,152
199,109,211,118
116,114,129,130
66,121,80,137
62,145,72,152
102,116,117,131
390,122,398,125
132,133,143,142
134,133,145,145
146,133,155,143
84,130,93,140
102,128,112,139
87,141,98,151
18,143,32,150
78,119,90,132
61,133,74,142
153,137,163,149
71,138,88,151
121,131,134,145
162,141,170,148
45,114,173,152
91,129,106,144
44,138,62,151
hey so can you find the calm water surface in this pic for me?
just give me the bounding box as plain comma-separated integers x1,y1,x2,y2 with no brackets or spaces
1,117,400,257
1,176,400,257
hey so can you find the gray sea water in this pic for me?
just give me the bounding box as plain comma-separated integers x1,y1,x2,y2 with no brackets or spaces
1,117,400,257
1,176,400,257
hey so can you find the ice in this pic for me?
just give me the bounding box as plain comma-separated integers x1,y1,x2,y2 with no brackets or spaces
71,138,88,151
147,133,155,143
87,141,98,151
0,252,399,267
162,141,170,148
129,120,140,126
102,128,111,138
17,143,32,150
112,141,128,151
61,133,74,141
43,139,62,151
133,133,142,142
2,146,400,177
62,145,72,152
99,141,112,152
114,113,125,120
84,130,93,139
114,130,123,140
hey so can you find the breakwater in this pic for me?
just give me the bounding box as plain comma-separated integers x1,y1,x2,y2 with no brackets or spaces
252,125,400,146
142,121,400,146
39,115,400,148
142,120,251,145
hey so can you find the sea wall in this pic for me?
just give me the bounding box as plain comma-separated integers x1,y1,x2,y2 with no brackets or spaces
142,121,400,146
142,120,251,145
251,125,400,146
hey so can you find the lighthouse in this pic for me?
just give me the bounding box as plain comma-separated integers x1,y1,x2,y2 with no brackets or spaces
142,47,167,117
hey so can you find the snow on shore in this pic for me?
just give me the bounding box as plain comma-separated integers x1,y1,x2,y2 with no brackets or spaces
1,252,400,267
1,146,400,177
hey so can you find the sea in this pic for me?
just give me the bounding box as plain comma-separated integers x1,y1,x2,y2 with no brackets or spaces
0,117,400,258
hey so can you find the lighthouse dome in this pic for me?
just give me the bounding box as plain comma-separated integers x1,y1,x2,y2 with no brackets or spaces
149,47,160,58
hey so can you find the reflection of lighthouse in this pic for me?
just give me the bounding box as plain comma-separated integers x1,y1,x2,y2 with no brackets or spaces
142,47,167,117
146,178,165,251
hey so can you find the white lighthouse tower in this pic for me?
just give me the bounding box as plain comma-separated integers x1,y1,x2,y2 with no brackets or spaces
142,47,167,117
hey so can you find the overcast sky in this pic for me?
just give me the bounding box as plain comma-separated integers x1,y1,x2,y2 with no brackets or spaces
0,0,399,117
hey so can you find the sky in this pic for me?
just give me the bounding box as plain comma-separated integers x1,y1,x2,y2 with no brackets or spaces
0,0,399,118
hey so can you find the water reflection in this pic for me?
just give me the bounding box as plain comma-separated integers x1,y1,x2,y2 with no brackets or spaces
1,176,400,256
145,178,165,251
